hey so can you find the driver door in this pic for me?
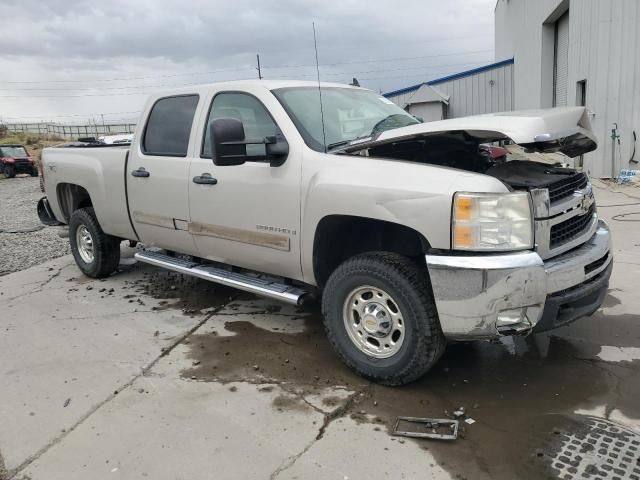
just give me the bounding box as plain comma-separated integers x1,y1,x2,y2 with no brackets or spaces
188,91,302,280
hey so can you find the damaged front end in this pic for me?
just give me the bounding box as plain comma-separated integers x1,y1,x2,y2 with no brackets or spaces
336,107,612,339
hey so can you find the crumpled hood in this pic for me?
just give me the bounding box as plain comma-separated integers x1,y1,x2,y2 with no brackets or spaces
336,106,597,158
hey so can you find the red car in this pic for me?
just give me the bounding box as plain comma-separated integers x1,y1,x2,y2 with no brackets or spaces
0,144,38,178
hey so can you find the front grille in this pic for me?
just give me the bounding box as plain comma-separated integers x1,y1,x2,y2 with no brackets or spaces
15,159,31,168
548,173,588,203
550,204,595,248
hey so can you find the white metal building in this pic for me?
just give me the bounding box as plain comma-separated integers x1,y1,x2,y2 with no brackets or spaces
496,0,640,177
384,59,515,122
385,0,640,177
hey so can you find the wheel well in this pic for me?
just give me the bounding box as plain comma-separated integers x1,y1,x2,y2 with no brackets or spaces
312,215,430,288
56,183,93,222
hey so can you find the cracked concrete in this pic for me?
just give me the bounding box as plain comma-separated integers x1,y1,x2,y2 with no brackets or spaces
0,181,639,480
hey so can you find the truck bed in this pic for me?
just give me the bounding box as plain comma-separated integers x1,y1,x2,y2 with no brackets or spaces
42,144,137,240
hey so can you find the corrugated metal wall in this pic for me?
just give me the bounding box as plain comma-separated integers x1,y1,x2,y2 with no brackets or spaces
495,0,640,177
386,90,415,110
431,63,514,117
386,62,514,119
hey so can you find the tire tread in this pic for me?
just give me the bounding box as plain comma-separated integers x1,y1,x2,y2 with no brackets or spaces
322,252,445,386
69,207,120,278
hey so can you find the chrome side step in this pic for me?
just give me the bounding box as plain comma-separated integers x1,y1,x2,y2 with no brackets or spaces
134,250,309,306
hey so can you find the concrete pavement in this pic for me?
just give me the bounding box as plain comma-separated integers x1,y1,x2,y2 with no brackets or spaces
1,180,639,480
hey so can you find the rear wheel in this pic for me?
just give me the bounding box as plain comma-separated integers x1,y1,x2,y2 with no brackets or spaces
322,252,445,385
69,207,120,278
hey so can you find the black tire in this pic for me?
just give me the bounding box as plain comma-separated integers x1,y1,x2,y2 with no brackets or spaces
322,252,445,386
4,165,15,178
69,207,120,278
30,166,38,177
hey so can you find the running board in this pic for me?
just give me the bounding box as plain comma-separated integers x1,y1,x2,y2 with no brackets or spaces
134,250,308,306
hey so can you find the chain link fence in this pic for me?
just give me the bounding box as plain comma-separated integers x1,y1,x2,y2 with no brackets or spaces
1,122,136,139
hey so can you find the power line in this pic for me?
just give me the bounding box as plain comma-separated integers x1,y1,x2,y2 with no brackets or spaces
0,57,492,91
264,49,493,70
0,59,492,98
0,48,492,86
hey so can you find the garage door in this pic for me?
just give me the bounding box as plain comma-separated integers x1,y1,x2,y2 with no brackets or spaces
554,12,570,107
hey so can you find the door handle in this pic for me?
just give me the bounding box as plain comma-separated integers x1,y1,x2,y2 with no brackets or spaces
131,167,150,178
192,173,218,185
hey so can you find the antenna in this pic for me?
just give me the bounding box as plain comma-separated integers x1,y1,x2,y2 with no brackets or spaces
256,54,262,80
312,22,327,152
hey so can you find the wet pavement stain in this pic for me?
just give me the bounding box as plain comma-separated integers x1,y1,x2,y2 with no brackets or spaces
180,303,640,480
181,312,365,389
126,268,238,316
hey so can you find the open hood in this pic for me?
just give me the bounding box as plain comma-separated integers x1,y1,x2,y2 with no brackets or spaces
336,107,597,158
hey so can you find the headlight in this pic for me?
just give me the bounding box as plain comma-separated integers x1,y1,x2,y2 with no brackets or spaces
452,192,533,251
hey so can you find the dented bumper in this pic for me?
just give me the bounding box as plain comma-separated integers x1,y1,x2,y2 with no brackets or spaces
426,221,612,340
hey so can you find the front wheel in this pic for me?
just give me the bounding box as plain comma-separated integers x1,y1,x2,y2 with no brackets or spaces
322,252,445,385
30,166,38,177
69,207,121,278
4,165,15,178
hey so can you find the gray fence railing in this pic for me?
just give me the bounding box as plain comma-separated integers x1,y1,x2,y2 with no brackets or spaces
1,122,137,139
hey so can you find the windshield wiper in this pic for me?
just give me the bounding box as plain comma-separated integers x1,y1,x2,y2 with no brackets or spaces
327,135,373,152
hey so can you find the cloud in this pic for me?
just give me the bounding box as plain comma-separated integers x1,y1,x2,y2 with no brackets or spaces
0,0,495,121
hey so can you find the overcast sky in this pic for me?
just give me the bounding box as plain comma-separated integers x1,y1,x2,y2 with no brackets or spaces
0,0,495,124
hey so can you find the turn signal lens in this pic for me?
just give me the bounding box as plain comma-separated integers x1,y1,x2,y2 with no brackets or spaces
454,196,474,221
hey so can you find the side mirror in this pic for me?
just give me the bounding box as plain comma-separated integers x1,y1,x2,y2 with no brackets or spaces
265,133,289,167
210,117,289,167
211,118,247,166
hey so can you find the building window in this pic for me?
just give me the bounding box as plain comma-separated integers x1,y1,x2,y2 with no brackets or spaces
576,80,587,107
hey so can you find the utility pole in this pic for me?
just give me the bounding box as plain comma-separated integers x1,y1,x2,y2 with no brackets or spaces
256,54,262,80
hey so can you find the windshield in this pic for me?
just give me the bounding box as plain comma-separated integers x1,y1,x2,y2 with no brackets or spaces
272,87,420,152
0,146,28,157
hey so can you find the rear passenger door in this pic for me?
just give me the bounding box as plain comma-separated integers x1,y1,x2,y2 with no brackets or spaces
127,94,200,255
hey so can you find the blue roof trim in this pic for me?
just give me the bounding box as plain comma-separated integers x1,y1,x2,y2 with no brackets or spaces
383,82,424,98
427,58,514,85
384,58,514,98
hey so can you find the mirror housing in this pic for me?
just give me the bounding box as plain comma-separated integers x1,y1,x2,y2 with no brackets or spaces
210,117,289,167
211,118,247,166
265,133,289,167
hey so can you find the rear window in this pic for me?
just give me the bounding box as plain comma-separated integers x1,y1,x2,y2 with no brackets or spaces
0,146,28,157
142,95,199,156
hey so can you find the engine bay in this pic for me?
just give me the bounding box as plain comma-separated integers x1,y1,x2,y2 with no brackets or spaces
363,131,582,192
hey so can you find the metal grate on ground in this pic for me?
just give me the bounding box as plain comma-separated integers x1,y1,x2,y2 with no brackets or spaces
539,416,640,480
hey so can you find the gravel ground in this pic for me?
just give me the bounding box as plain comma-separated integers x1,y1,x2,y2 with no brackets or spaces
0,175,70,276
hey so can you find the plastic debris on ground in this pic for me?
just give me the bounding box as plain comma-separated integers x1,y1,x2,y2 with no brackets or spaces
617,169,640,185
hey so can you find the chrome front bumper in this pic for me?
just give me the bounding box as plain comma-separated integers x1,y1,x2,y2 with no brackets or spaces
426,220,612,340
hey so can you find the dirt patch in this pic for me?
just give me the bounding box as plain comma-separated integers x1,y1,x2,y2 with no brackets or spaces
125,268,238,315
0,448,8,480
321,396,342,408
272,394,311,412
181,305,640,480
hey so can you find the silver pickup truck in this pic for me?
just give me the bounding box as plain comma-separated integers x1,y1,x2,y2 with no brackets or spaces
38,80,612,385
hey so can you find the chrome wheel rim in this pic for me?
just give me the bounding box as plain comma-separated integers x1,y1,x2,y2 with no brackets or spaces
76,225,95,264
342,285,405,359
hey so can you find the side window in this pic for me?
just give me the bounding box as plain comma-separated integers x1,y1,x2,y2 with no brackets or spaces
142,95,199,157
202,93,280,160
